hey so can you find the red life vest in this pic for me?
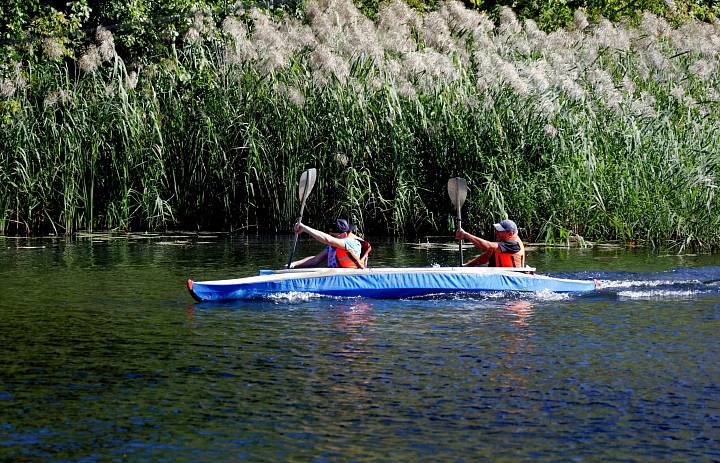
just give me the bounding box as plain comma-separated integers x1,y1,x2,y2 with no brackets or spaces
333,233,372,269
488,238,525,268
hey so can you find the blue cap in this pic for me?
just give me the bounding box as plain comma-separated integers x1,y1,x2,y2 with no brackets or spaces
493,219,517,233
332,219,351,233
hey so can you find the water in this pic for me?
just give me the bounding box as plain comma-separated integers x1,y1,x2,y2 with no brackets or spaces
1,234,719,461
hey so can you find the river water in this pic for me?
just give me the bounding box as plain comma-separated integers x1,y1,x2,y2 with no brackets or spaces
1,234,718,461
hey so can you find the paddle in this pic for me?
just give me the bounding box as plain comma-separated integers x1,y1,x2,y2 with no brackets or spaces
287,168,318,269
447,177,468,266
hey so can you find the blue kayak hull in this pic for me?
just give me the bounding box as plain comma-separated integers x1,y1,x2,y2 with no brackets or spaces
187,267,596,301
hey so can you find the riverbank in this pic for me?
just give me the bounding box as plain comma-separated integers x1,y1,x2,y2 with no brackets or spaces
1,0,718,249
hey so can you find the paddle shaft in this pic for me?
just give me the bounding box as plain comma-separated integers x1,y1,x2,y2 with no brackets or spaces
457,214,464,264
286,202,307,269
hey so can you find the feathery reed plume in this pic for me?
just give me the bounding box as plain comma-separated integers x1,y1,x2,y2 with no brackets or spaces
96,27,116,61
621,76,636,96
78,45,101,73
222,17,256,63
496,58,529,95
572,10,589,31
587,68,622,110
402,49,460,86
281,19,316,50
251,10,292,75
396,80,418,101
639,12,670,39
341,17,383,64
125,70,138,90
43,39,65,60
222,16,246,39
524,19,547,46
185,27,201,44
558,78,586,102
594,18,630,51
498,7,522,36
0,79,15,98
309,44,350,83
670,84,696,108
44,90,73,107
539,96,558,115
421,11,454,53
442,0,484,35
335,152,350,166
644,45,672,74
525,61,551,93
10,61,26,91
377,0,415,53
544,124,558,138
688,59,716,81
629,92,657,118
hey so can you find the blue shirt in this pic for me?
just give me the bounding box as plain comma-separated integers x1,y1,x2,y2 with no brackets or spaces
327,238,362,268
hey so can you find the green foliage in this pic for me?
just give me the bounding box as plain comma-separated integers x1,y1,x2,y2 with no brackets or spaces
0,0,88,61
88,0,219,61
0,0,236,63
0,0,42,43
537,0,572,31
1,0,719,65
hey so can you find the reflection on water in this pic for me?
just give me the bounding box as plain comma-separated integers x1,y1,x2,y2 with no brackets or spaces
325,302,377,409
505,299,534,327
492,300,536,392
0,236,719,461
332,301,375,347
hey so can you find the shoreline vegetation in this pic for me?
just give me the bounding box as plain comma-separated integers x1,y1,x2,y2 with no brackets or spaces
1,0,719,251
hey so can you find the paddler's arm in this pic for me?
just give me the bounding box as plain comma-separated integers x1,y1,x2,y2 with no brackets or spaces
291,249,328,268
455,228,499,252
294,223,349,249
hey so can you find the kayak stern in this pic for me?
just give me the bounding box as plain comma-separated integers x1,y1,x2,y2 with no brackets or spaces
187,279,202,302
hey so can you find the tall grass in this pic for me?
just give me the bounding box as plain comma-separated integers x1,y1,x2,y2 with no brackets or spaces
0,1,719,249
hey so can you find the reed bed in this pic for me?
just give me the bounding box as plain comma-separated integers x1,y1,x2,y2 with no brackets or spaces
1,1,719,249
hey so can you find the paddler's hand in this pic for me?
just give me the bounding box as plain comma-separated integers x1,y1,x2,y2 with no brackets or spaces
293,222,305,234
455,229,466,241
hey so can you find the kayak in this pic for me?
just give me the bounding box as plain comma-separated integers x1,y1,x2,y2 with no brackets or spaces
186,267,598,301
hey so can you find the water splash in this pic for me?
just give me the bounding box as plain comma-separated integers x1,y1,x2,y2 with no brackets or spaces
617,289,710,300
599,279,703,289
529,289,572,301
560,265,720,300
267,291,325,303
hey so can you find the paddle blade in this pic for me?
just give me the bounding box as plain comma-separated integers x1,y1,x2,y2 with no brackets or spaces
287,167,317,269
298,168,317,203
447,177,468,211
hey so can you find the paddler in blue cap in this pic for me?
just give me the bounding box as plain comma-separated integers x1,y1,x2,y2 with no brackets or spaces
454,219,526,267
290,219,371,269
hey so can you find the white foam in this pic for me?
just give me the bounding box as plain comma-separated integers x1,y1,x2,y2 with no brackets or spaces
529,289,572,301
600,279,702,289
267,291,323,303
434,289,573,302
617,289,707,300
